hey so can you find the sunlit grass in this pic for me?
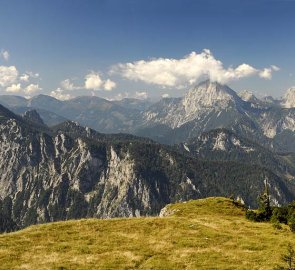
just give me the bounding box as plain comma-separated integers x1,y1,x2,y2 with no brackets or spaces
0,197,294,269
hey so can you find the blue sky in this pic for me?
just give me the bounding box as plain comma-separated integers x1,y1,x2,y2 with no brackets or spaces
0,0,295,100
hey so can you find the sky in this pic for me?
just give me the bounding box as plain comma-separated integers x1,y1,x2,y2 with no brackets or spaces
0,0,295,100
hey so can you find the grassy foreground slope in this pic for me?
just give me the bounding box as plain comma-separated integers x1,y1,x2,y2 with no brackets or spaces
0,197,295,270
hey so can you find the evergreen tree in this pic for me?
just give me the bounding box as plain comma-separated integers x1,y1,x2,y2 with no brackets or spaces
258,180,272,221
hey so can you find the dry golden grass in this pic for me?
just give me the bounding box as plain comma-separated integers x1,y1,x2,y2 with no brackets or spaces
0,197,294,269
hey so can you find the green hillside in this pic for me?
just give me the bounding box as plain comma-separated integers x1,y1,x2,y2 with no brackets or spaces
0,197,294,269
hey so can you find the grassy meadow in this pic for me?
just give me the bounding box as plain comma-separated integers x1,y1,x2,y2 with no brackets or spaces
0,197,294,269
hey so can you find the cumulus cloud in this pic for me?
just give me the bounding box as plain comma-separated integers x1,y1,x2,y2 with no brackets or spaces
27,71,39,78
0,66,18,87
24,84,42,94
85,73,103,90
0,51,42,95
84,72,116,91
259,68,272,79
6,83,21,93
111,49,280,87
50,88,72,100
103,79,116,91
135,91,148,100
60,72,117,92
61,79,80,90
259,66,280,80
20,73,30,82
0,50,10,61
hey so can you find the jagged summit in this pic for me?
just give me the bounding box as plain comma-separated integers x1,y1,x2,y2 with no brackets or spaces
282,87,295,108
180,80,243,122
142,80,245,129
183,80,241,110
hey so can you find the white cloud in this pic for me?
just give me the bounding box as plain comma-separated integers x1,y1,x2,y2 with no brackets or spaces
162,93,170,98
50,88,72,100
103,79,116,91
271,65,280,72
84,72,116,91
0,50,10,61
85,72,104,90
20,73,30,82
58,72,117,93
135,91,148,100
27,71,39,78
0,66,18,87
106,91,149,101
259,68,272,79
6,83,21,93
61,79,80,90
259,65,280,80
24,84,42,94
112,49,280,87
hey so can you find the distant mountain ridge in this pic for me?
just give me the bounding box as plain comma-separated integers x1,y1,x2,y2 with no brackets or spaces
1,80,295,151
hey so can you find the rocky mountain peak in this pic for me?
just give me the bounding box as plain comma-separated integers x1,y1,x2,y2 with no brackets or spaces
282,87,295,108
182,80,241,115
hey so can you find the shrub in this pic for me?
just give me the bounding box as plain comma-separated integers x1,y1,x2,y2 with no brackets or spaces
272,221,282,230
246,210,258,221
271,207,288,224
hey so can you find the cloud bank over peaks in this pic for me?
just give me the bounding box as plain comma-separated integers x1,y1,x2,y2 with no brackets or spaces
50,88,72,100
84,72,116,91
6,83,21,93
50,72,117,100
0,51,42,96
107,91,149,101
60,72,117,92
24,84,42,94
111,49,280,88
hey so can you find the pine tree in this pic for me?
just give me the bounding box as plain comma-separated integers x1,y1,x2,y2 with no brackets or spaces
258,179,272,221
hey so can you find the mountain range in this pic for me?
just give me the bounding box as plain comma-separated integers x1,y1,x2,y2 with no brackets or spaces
1,101,295,232
1,80,295,232
1,80,295,151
